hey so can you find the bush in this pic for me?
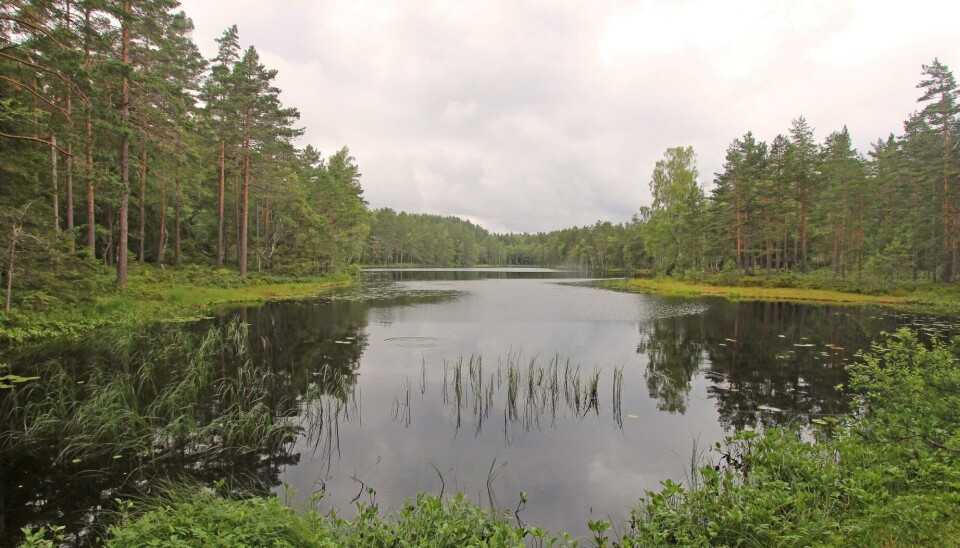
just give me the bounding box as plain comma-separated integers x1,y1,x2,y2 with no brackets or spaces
105,492,528,548
624,328,960,547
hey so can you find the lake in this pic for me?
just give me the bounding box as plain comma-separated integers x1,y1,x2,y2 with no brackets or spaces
2,268,957,544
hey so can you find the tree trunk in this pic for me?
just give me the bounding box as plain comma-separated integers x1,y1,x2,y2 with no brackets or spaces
174,177,181,266
944,105,953,282
138,145,147,263
234,172,240,265
800,198,808,273
217,138,225,267
104,204,113,266
117,0,131,286
239,110,250,276
65,101,74,253
158,160,166,264
84,7,95,258
735,189,742,270
263,195,270,270
51,135,58,232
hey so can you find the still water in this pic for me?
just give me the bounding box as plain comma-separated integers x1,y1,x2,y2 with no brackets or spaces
3,268,957,543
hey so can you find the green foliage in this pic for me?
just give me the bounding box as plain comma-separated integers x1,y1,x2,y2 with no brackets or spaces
107,494,322,547
623,327,960,547
364,209,645,271
641,146,705,275
106,492,529,548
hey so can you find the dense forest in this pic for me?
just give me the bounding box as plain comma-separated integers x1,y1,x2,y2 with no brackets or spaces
3,0,960,315
0,1,368,307
366,59,960,285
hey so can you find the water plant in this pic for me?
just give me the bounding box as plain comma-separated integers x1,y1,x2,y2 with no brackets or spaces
436,352,624,439
0,319,298,544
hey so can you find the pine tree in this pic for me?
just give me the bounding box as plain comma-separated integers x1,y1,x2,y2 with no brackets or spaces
917,58,959,281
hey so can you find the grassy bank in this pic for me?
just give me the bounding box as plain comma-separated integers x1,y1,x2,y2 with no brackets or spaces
602,269,960,312
0,264,352,344
607,277,914,306
19,328,960,547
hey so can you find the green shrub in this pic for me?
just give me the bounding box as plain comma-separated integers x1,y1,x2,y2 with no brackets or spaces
106,492,528,548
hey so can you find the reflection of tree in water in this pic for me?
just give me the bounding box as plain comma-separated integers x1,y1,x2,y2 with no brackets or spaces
636,301,917,429
637,316,707,414
702,302,866,430
0,320,299,545
0,287,464,544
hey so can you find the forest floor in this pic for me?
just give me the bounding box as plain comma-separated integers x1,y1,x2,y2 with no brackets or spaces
0,264,352,344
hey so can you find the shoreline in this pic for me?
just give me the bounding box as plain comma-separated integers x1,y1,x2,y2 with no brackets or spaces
0,268,353,344
603,278,922,308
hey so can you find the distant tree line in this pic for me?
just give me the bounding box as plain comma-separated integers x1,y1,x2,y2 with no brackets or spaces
363,209,644,270
367,59,960,285
0,1,368,306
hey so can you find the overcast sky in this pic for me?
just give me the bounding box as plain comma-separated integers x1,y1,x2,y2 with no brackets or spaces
179,0,960,233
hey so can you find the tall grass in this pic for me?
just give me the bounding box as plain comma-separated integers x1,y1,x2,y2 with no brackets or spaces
1,319,292,469
436,352,622,438
1,319,300,544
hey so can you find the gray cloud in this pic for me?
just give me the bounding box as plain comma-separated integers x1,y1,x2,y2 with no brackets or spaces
180,0,960,233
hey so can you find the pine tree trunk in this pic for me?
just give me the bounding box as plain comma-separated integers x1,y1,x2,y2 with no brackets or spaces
264,195,270,270
104,204,113,266
735,190,742,270
174,177,181,266
84,8,95,259
138,145,147,263
800,198,808,273
65,96,74,253
239,111,251,276
51,135,59,232
217,139,225,267
158,161,166,264
117,0,131,286
234,172,240,265
944,106,953,282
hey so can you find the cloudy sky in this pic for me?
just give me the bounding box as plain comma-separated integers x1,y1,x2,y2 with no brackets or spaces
179,0,960,233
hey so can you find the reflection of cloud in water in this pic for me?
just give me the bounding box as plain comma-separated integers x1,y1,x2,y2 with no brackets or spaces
642,300,709,320
384,337,444,348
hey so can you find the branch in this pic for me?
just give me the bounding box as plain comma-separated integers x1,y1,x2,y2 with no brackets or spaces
0,75,72,123
870,420,960,456
0,51,88,105
0,130,71,155
0,14,72,51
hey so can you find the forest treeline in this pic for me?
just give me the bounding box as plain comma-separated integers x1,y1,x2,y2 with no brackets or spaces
367,58,960,285
3,0,960,315
0,1,368,308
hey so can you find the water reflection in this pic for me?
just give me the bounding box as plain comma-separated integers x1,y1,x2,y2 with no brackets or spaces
3,270,958,544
